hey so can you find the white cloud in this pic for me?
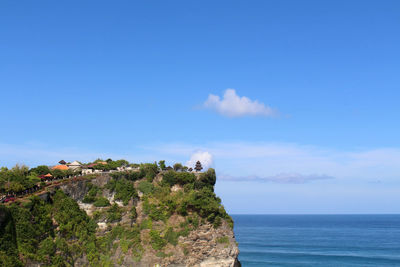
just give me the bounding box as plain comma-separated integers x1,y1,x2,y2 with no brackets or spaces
204,89,276,117
186,151,213,169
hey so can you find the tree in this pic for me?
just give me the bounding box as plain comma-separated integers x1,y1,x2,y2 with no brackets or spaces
29,165,50,176
173,163,183,171
158,160,166,170
194,161,203,172
51,169,66,179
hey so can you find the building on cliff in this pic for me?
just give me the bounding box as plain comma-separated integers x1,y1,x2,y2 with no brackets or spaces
194,161,203,172
52,164,69,171
68,160,82,171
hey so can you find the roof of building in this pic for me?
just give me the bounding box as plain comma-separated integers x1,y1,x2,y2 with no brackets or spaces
52,165,69,170
194,161,203,170
68,160,81,166
44,173,53,177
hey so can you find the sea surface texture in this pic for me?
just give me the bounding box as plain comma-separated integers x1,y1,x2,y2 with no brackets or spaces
232,215,400,266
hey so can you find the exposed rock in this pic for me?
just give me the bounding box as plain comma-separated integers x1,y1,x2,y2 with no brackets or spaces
59,173,240,267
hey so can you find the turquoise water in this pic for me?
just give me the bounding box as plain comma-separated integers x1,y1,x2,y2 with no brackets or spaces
232,215,400,266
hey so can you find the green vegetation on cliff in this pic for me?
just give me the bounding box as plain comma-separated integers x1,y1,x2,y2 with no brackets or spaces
0,160,234,266
0,191,98,266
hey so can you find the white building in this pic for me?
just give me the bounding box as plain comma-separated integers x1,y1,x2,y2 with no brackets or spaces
82,168,93,175
116,166,139,172
68,160,82,171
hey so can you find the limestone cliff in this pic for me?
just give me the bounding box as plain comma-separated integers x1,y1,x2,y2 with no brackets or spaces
60,172,241,267
0,167,240,267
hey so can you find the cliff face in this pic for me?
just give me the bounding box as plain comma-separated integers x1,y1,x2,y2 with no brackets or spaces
62,172,240,267
0,169,240,267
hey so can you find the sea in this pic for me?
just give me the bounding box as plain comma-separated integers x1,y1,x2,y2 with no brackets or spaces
232,215,400,267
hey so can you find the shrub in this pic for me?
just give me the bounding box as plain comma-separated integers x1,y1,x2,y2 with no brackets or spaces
93,197,110,207
106,204,122,222
138,181,154,195
83,195,96,203
173,163,183,171
140,163,158,182
140,218,152,230
187,215,199,229
83,183,100,203
149,230,166,250
162,171,196,187
175,172,196,185
176,187,231,227
162,171,176,186
106,178,137,205
143,198,167,221
126,171,145,181
195,168,216,189
217,236,229,244
164,227,179,246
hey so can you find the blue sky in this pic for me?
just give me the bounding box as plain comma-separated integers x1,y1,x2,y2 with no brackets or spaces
1,0,400,214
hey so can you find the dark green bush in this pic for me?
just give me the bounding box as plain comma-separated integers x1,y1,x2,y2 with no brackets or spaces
194,168,216,189
162,171,195,186
93,197,110,207
83,183,100,203
176,172,196,185
106,204,122,222
106,178,137,205
141,163,158,182
3,191,99,265
162,171,176,186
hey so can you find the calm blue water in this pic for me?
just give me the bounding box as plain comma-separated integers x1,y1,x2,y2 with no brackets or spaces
232,215,400,267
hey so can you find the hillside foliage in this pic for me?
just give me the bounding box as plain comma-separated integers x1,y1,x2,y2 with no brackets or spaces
0,160,233,266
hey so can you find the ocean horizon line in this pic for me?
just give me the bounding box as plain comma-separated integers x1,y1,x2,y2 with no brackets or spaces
231,213,400,216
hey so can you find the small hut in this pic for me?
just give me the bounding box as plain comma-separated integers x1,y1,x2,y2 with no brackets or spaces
59,160,67,165
44,173,53,181
194,161,203,172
